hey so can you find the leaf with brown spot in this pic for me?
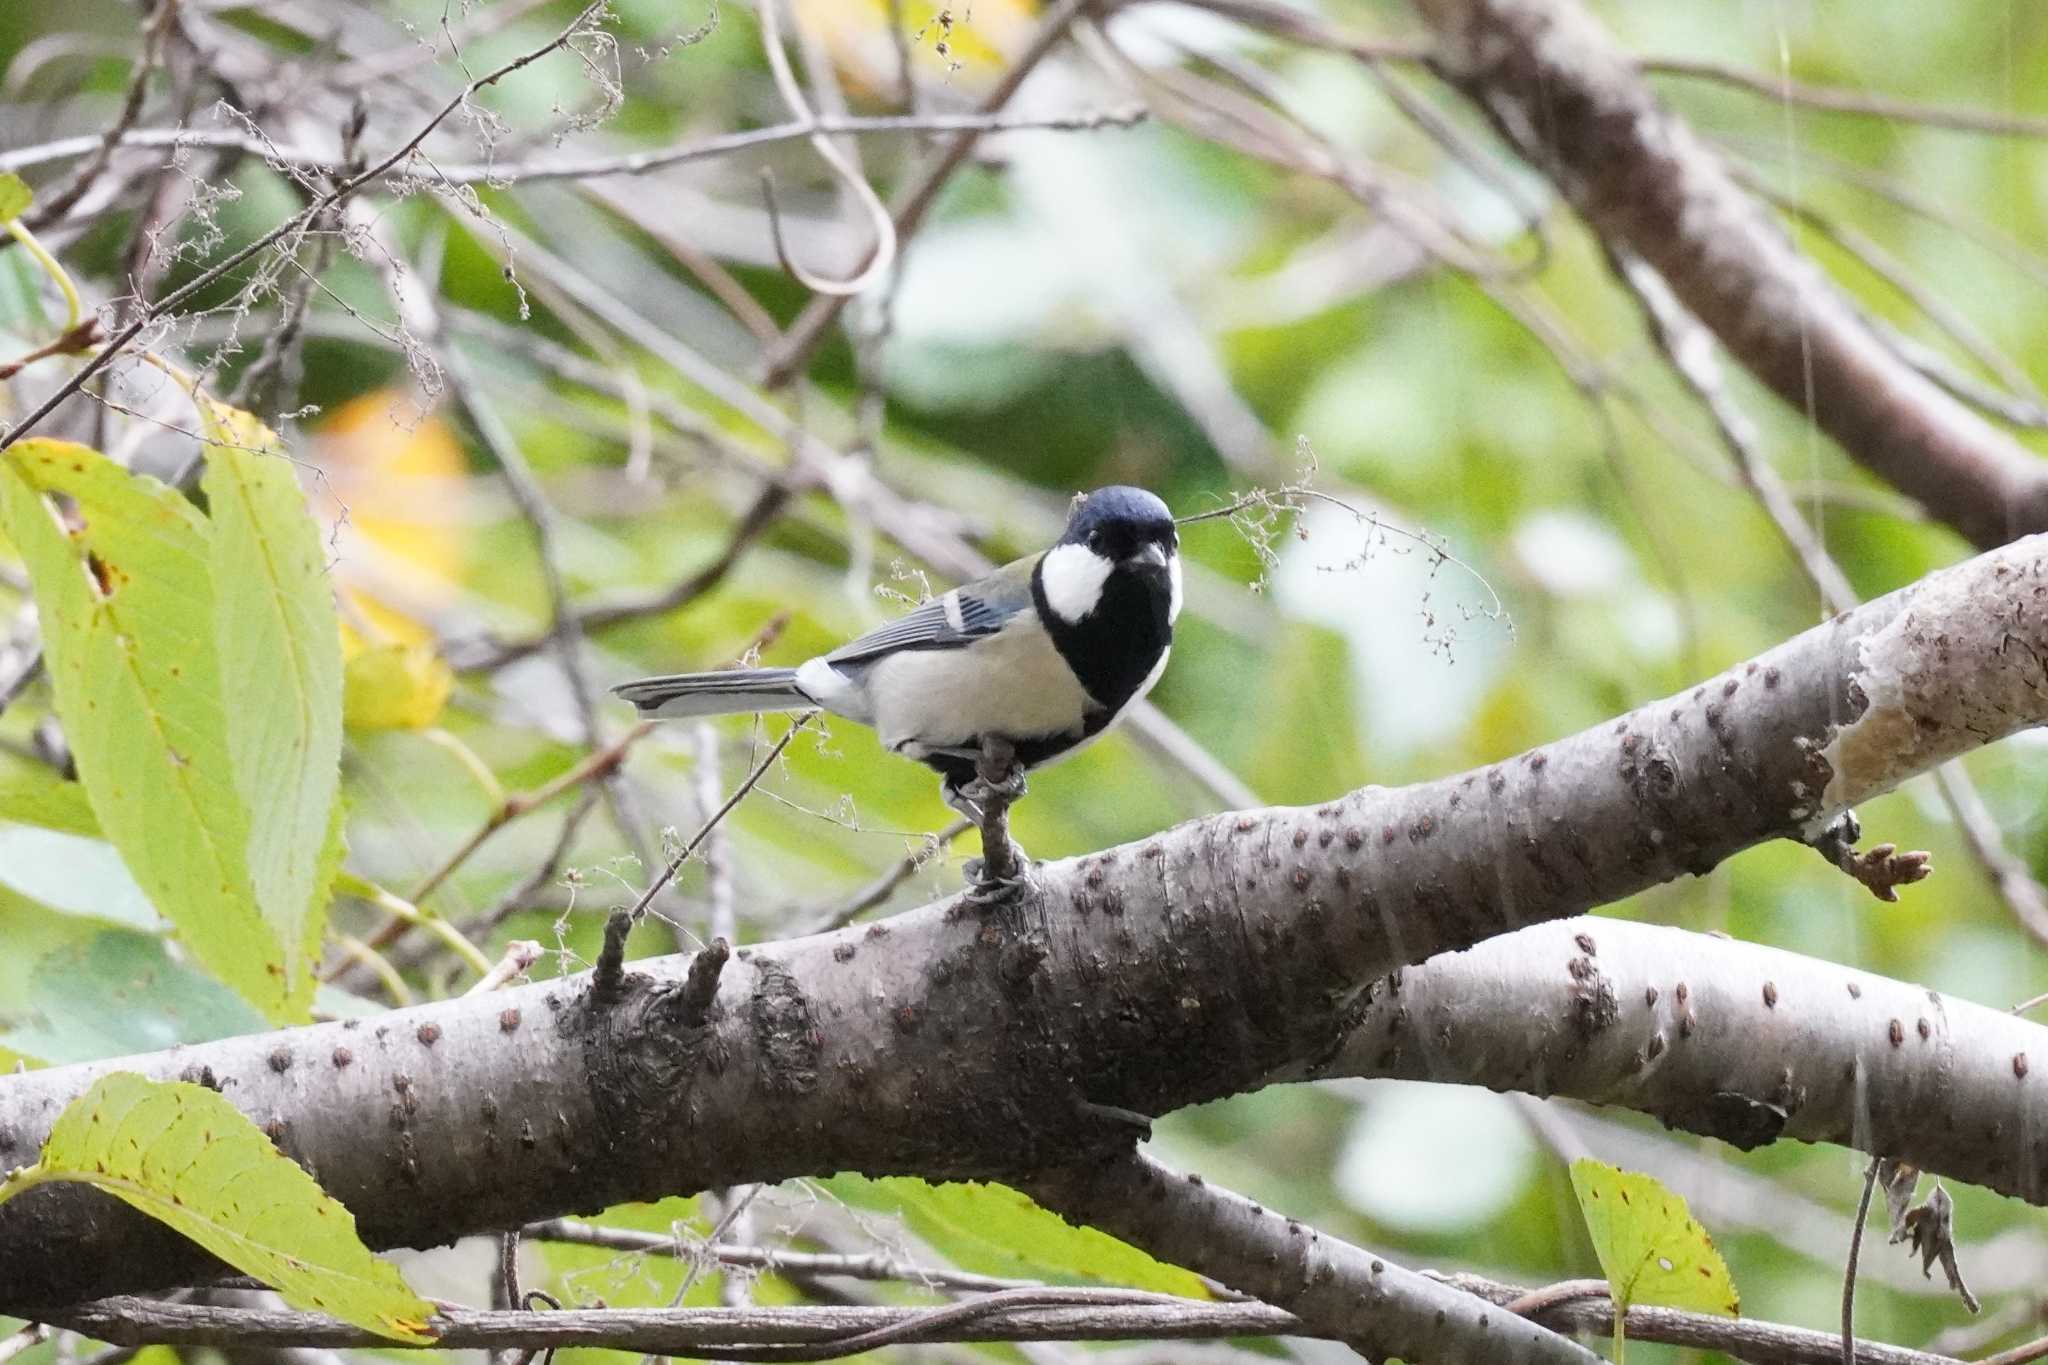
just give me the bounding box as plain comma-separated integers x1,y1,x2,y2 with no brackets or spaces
0,1074,434,1340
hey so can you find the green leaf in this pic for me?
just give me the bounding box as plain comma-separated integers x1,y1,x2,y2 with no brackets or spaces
0,759,100,836
0,928,265,1064
0,173,30,222
0,826,157,930
0,1074,436,1341
198,398,344,996
0,441,305,1021
826,1175,1210,1299
1571,1158,1739,1327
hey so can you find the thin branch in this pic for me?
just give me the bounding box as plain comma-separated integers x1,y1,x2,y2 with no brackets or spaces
753,0,896,297
1029,1151,1599,1363
1445,1273,1961,1365
17,0,176,232
43,1295,1306,1354
760,0,1100,387
473,483,791,670
1845,1157,1881,1365
618,713,811,928
525,1218,1038,1293
0,111,1150,187
454,785,604,943
0,0,613,453
333,722,656,977
1644,56,2048,140
1607,248,1855,609
798,818,973,934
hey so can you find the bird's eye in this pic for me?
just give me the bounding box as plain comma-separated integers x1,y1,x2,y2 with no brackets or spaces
1087,531,1104,552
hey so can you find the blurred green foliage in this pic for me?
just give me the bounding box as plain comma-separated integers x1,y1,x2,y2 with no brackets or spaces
3,0,2048,1358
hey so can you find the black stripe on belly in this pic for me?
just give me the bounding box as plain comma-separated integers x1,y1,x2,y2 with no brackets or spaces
1031,563,1173,714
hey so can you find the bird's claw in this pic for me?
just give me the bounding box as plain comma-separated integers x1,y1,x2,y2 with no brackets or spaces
962,848,1032,905
959,768,1028,808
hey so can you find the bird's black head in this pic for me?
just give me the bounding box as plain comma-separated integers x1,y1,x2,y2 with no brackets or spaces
1057,485,1179,566
1034,486,1181,715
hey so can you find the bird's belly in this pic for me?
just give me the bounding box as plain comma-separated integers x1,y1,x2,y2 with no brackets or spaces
867,622,1093,754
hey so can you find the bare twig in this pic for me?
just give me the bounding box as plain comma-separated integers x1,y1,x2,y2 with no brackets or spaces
18,0,176,232
1644,56,2048,140
1844,1157,1880,1365
0,0,614,453
620,714,811,928
473,483,791,670
435,788,602,955
524,1219,1037,1294
0,111,1149,189
465,941,545,996
42,1295,1306,1354
754,0,896,297
800,818,973,933
761,0,1100,387
337,722,655,974
1444,1272,1961,1365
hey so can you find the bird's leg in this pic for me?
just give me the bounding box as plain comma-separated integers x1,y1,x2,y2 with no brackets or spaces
954,736,1029,902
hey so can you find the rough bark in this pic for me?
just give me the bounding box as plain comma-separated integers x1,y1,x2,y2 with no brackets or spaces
1029,1153,1599,1363
1410,0,2048,549
4,536,2048,1309
1316,919,2048,1203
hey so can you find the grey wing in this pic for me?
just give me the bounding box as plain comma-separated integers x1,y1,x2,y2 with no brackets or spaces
826,556,1038,666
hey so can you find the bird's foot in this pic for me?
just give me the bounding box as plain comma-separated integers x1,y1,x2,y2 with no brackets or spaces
962,843,1033,905
958,766,1028,809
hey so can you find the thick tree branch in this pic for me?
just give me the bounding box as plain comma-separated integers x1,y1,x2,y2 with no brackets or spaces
1030,1152,1599,1362
1315,918,2048,1205
5,536,2048,1308
1408,0,2048,549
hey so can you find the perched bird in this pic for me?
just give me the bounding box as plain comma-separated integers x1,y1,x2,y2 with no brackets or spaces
613,486,1182,829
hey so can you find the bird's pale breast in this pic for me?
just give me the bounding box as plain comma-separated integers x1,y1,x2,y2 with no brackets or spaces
866,613,1093,756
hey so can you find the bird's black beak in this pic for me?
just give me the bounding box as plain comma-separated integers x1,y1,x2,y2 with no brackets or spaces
1127,542,1170,570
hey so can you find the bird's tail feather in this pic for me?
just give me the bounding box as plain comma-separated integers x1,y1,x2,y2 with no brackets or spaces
611,667,811,719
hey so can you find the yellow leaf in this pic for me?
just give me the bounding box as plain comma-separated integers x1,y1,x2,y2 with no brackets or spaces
1571,1158,1739,1353
0,1074,436,1341
794,0,1039,101
314,391,469,606
341,620,452,732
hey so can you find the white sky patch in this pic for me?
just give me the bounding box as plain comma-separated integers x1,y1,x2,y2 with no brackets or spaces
1273,500,1509,760
1509,509,1631,598
1040,542,1113,624
1331,1080,1537,1234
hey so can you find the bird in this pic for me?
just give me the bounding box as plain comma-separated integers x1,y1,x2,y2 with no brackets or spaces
613,485,1182,870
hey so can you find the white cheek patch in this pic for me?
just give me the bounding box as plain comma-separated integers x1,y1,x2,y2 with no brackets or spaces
1040,542,1114,623
1167,554,1183,624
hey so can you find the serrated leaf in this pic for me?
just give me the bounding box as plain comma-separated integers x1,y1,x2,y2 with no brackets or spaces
0,173,31,222
828,1175,1210,1299
0,1074,435,1341
198,398,343,997
0,441,306,1021
1570,1159,1739,1319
